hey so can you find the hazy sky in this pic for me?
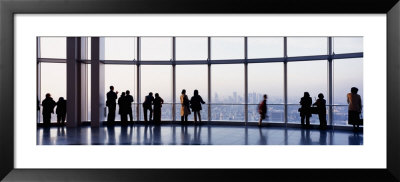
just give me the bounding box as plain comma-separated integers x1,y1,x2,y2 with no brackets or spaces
39,36,363,105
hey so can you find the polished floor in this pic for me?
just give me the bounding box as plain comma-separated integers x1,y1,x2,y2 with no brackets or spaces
37,123,363,145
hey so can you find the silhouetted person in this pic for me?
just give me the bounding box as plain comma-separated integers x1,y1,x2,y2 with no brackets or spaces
42,93,56,127
258,94,268,126
143,92,154,122
190,90,205,124
106,86,118,124
313,93,327,129
56,97,67,125
126,90,134,122
347,87,362,131
299,92,312,128
153,93,164,124
118,92,128,124
180,89,190,123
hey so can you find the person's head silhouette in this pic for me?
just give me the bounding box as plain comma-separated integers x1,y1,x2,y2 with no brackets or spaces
194,89,198,96
182,89,186,95
126,90,130,95
58,97,64,102
351,87,358,94
149,92,153,96
121,92,126,97
318,93,324,99
304,92,310,98
155,93,159,98
263,94,267,100
110,86,114,91
45,93,51,98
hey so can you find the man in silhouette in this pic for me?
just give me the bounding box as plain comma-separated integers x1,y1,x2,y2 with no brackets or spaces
106,86,118,124
42,93,56,127
143,92,154,122
56,97,67,125
126,90,134,122
118,92,128,124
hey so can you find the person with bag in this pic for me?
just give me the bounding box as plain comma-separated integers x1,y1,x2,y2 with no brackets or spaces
258,94,268,126
56,97,67,125
190,90,206,124
347,87,362,131
143,92,154,122
153,93,164,124
313,93,327,129
180,89,191,123
42,93,56,127
299,92,312,128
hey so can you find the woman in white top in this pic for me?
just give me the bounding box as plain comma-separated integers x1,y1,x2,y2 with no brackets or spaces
347,87,362,131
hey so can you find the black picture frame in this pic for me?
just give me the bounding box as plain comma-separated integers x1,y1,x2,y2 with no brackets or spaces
1,0,400,181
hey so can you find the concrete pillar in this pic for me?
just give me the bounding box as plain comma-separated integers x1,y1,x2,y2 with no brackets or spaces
91,37,105,127
66,37,81,127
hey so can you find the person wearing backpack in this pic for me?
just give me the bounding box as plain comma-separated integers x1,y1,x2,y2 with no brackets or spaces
258,94,268,126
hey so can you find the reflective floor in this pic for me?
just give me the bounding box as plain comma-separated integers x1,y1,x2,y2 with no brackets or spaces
37,124,363,145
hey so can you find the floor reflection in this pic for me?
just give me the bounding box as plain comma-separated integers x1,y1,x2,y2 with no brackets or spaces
37,124,363,145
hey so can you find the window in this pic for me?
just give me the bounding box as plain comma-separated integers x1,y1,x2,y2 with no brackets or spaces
333,58,363,126
248,62,284,123
211,37,244,60
211,64,244,121
104,37,136,61
248,37,284,58
287,37,327,57
333,37,363,54
39,37,66,59
175,65,208,121
104,65,136,121
287,60,328,124
141,37,172,61
176,37,208,60
40,63,66,123
140,65,172,120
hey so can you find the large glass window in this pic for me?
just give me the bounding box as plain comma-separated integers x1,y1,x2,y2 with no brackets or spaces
141,37,172,61
140,65,172,120
104,37,136,61
333,58,363,126
104,65,136,121
211,37,244,60
40,63,66,123
175,65,208,121
176,37,208,60
333,37,363,54
287,60,328,124
287,37,327,57
39,37,66,59
247,37,284,58
211,64,244,121
248,62,284,123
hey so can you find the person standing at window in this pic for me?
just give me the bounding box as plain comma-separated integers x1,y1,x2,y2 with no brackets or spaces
153,93,164,124
106,86,118,124
258,94,268,126
56,97,67,125
42,93,56,127
143,92,154,122
190,90,206,124
126,90,134,122
313,93,327,129
180,89,191,123
118,92,128,124
347,87,362,131
299,92,312,128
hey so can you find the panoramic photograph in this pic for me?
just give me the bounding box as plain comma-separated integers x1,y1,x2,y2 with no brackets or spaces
36,36,363,145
